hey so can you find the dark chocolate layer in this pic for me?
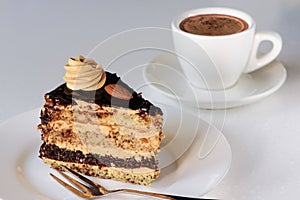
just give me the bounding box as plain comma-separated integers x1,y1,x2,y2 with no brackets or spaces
39,143,158,170
45,71,162,116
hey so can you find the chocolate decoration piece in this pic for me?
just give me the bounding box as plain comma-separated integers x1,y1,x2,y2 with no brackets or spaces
104,84,133,100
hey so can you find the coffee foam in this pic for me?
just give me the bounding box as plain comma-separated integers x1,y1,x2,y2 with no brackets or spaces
180,14,249,36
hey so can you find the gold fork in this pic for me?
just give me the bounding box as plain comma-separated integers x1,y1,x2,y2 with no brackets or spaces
50,166,216,200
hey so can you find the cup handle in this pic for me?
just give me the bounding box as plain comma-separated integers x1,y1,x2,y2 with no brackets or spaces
244,31,282,73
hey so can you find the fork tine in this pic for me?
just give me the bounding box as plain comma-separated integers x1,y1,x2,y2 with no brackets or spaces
64,167,99,187
63,167,108,195
50,173,89,198
55,169,92,194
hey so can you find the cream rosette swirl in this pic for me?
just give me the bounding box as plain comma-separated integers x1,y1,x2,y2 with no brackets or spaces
64,55,106,91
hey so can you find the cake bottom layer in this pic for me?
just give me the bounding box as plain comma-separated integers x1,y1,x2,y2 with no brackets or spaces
43,158,159,185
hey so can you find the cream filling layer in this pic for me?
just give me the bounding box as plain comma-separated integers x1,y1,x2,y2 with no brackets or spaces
46,120,157,159
71,100,162,137
52,141,156,161
45,105,162,138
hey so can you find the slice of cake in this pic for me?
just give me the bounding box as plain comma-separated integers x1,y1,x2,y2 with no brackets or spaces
37,55,164,185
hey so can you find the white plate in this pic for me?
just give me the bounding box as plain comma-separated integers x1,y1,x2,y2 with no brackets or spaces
0,105,231,199
144,52,287,109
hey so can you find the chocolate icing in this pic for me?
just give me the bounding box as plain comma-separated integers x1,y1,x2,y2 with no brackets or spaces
40,143,158,169
45,71,162,116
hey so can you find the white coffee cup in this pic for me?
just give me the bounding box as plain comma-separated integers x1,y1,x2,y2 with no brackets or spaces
171,7,282,90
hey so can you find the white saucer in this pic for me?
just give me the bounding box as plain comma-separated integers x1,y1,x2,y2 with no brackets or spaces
144,52,287,109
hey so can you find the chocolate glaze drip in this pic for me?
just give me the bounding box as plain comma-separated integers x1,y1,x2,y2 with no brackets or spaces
46,71,162,116
40,143,158,169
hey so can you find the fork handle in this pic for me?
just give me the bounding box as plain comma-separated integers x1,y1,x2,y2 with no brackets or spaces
122,189,215,200
164,194,216,200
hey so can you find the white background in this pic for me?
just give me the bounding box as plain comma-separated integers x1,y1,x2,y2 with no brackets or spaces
1,0,300,199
